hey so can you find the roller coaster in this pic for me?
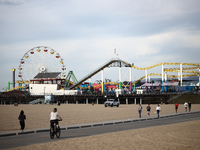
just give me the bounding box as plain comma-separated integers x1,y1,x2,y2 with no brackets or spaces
8,58,200,92
68,58,200,90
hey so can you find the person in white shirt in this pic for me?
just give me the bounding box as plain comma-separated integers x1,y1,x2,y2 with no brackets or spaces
50,108,62,131
184,102,188,112
156,105,161,118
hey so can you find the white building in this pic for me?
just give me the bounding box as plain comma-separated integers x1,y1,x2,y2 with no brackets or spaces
29,72,79,95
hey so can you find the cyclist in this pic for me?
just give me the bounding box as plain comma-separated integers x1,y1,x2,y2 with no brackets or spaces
50,108,62,132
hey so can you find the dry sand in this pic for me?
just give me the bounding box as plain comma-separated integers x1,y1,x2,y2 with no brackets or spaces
0,104,200,131
1,104,200,150
10,120,200,150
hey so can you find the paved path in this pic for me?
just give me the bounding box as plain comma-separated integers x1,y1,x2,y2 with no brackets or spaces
0,111,200,149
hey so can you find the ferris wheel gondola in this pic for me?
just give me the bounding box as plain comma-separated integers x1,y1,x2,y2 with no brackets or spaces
18,46,66,83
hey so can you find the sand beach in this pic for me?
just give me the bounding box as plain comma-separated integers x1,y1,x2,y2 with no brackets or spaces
1,103,200,150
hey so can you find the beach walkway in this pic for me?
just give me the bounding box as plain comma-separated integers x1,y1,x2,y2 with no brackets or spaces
0,110,200,149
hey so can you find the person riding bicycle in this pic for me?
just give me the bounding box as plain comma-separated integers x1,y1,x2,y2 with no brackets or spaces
50,108,62,131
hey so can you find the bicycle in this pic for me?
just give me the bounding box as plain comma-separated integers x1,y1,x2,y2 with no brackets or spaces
50,120,61,139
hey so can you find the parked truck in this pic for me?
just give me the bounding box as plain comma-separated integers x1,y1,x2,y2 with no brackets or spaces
104,99,119,107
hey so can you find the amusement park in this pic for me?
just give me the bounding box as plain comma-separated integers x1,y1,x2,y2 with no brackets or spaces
1,46,200,105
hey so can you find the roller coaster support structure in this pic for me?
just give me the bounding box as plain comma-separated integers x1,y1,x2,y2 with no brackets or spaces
101,70,104,93
145,69,147,83
12,69,15,91
162,64,164,92
119,67,122,89
180,63,183,86
165,72,168,92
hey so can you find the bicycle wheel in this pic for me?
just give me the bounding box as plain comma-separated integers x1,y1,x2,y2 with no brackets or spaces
56,126,60,138
50,127,54,139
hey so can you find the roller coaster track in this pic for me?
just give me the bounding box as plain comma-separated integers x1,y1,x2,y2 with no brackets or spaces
164,66,200,72
69,58,119,89
164,67,200,73
69,59,200,89
120,60,200,70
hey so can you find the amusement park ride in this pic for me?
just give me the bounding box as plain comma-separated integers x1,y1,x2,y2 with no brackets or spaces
7,46,200,95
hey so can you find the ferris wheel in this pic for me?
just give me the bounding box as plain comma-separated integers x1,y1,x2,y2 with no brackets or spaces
18,46,66,83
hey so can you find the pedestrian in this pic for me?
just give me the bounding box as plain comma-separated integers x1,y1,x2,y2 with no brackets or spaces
18,110,26,132
156,104,161,118
184,102,188,112
175,102,179,113
146,104,151,116
188,101,191,112
138,103,142,118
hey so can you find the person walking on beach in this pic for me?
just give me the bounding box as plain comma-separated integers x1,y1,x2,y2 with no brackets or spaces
175,102,179,113
184,102,188,112
18,110,26,132
188,101,191,112
156,104,161,118
138,104,142,118
146,104,151,116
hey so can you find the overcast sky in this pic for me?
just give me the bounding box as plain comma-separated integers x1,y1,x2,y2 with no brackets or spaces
0,0,200,91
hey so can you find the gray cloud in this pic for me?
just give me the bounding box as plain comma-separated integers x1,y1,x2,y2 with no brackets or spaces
0,0,24,5
0,0,200,90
